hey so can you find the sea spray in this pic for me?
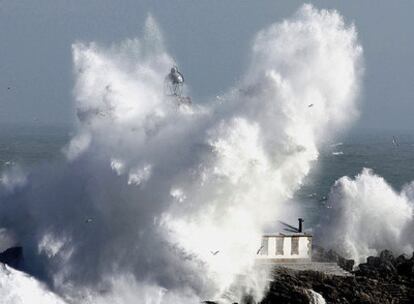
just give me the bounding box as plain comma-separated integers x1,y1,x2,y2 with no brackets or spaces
0,264,67,304
0,4,362,303
318,168,414,264
308,289,326,304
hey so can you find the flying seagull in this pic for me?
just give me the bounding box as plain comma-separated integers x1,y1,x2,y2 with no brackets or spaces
85,218,93,224
308,103,314,107
256,245,264,255
210,250,219,255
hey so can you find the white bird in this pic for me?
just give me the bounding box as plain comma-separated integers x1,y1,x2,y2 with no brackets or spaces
210,250,219,255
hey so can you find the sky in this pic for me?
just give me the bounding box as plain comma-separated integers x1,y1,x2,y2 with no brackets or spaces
0,0,413,130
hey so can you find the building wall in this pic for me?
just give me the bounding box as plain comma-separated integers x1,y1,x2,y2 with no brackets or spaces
256,235,312,260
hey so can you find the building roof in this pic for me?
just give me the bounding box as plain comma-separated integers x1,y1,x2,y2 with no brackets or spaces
262,219,312,237
262,233,312,238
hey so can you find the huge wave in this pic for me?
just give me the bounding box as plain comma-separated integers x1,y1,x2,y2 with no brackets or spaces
0,5,362,303
318,168,414,264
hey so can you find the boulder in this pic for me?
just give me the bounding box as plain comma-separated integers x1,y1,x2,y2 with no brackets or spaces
338,256,354,272
395,254,408,266
379,250,394,263
0,246,23,269
396,260,413,277
312,246,355,272
366,256,380,267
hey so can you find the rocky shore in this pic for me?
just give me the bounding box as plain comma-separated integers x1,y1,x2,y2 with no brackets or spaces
0,246,23,270
1,247,414,303
263,249,414,304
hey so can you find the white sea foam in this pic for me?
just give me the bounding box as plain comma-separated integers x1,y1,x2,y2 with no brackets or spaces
0,165,27,193
308,289,326,304
330,142,343,147
0,5,362,303
0,264,67,304
318,168,414,264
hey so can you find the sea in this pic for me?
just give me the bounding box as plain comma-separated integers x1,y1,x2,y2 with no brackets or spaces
1,124,413,226
0,124,70,169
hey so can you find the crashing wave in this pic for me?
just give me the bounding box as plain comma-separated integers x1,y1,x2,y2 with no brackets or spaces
0,4,362,303
318,168,414,264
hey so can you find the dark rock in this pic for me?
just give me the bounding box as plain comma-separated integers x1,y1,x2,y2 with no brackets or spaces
395,254,408,266
0,246,23,270
396,260,413,277
356,250,405,280
260,248,414,304
312,245,355,272
240,294,256,304
367,256,380,267
358,291,371,303
338,256,354,272
379,250,394,263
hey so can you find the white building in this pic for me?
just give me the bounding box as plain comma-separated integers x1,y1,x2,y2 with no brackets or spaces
256,219,312,263
256,233,312,263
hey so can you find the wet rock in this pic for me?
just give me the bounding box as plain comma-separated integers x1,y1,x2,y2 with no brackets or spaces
395,254,408,266
338,256,354,272
261,248,414,303
380,250,394,263
367,256,380,267
312,245,355,272
396,260,413,277
241,294,256,304
0,246,23,269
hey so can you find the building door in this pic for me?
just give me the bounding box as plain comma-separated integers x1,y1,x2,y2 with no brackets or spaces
291,237,299,255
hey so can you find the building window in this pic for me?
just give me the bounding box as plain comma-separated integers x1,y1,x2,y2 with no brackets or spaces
275,237,284,255
291,237,299,255
260,237,269,255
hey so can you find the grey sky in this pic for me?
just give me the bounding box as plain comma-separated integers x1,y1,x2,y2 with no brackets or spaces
0,1,413,130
